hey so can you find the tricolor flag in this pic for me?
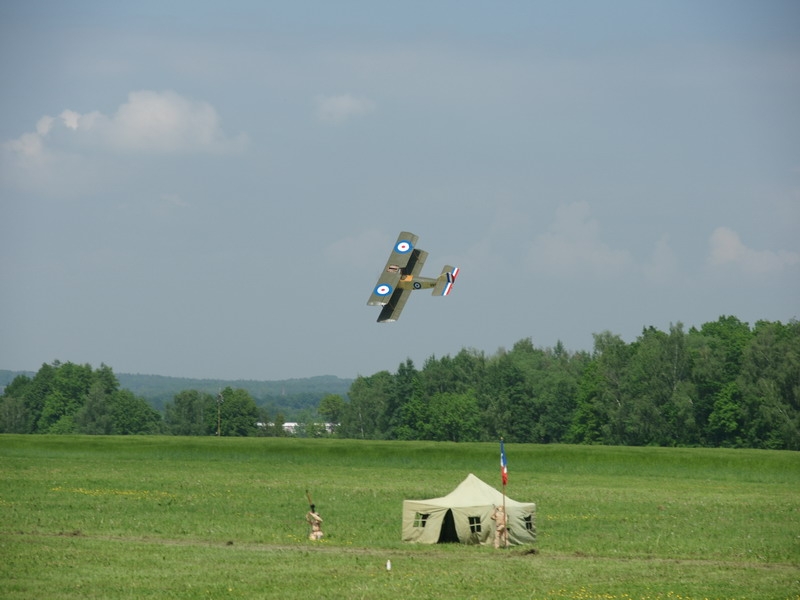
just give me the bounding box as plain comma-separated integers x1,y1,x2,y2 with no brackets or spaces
500,439,508,486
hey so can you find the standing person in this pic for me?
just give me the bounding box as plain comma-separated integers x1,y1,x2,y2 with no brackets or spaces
306,504,324,540
491,504,508,549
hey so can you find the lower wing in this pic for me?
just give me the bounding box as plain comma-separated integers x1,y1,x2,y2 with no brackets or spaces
377,287,412,322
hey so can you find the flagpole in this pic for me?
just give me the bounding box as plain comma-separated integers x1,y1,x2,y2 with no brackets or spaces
501,437,507,548
501,437,506,508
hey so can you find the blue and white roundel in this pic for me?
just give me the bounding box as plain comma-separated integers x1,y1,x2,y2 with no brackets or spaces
374,283,393,297
395,240,413,254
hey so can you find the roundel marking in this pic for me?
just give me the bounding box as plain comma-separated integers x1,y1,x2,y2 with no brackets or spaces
375,283,393,296
395,240,413,254
413,281,422,289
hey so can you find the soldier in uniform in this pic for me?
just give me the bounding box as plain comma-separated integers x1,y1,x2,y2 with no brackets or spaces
306,504,324,540
491,504,508,549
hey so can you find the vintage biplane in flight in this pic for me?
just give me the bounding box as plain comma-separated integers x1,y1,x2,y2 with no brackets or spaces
367,231,459,323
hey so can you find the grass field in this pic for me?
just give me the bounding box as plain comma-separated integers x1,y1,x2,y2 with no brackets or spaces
1,435,798,599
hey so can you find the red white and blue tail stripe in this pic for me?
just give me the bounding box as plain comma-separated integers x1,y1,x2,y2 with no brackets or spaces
441,266,459,296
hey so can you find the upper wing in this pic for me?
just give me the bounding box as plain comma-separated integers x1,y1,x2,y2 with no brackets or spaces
367,232,419,306
405,248,428,278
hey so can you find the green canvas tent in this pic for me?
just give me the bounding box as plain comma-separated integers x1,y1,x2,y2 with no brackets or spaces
402,473,536,546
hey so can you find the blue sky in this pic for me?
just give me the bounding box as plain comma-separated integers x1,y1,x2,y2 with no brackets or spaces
2,1,798,380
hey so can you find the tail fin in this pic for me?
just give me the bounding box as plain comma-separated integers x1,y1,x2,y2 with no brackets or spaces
432,265,459,296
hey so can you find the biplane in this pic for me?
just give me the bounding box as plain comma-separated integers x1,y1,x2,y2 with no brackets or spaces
367,231,459,323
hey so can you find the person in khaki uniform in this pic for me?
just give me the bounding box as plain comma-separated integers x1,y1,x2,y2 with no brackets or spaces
306,504,324,540
491,504,508,549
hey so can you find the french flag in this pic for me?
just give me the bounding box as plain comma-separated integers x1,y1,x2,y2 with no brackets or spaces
500,439,508,486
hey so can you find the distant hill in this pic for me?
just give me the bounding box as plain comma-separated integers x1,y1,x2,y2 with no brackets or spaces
0,370,35,390
0,369,353,418
116,373,353,415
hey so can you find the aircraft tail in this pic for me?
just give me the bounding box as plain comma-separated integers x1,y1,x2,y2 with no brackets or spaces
432,265,459,296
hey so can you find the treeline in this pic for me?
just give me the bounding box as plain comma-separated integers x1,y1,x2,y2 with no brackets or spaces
0,362,294,437
336,317,800,450
2,316,798,449
0,362,163,435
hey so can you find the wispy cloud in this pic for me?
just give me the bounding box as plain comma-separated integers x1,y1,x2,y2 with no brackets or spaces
643,234,680,285
707,226,800,274
527,201,632,277
314,94,376,124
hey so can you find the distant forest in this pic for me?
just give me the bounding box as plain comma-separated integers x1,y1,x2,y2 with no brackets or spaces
1,316,798,449
0,370,351,423
334,316,799,450
113,373,352,416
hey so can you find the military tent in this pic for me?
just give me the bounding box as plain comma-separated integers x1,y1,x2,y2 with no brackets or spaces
402,473,536,546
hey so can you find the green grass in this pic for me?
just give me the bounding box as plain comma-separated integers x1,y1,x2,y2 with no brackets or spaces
1,435,798,599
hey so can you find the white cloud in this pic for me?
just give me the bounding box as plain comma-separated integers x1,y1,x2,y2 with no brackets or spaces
59,110,81,130
6,131,46,158
1,129,94,198
3,90,245,159
72,91,243,153
109,90,242,153
707,226,800,274
36,116,55,136
315,94,375,124
527,201,632,277
1,90,246,196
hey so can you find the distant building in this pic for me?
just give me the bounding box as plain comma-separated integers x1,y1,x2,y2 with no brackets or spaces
258,422,336,435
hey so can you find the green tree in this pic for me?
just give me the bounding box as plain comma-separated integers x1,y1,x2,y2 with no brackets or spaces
707,381,743,447
47,414,76,434
1,374,33,433
18,365,55,432
568,361,605,443
318,394,345,425
424,391,481,442
36,362,95,433
394,393,430,440
737,320,800,449
111,389,162,434
688,316,752,440
339,371,392,439
0,395,29,433
1,361,154,435
94,363,120,395
418,350,484,397
38,390,78,433
527,344,586,443
74,381,114,434
621,324,696,446
165,390,214,435
383,359,418,438
478,352,534,442
272,411,287,437
590,331,633,444
214,387,259,436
